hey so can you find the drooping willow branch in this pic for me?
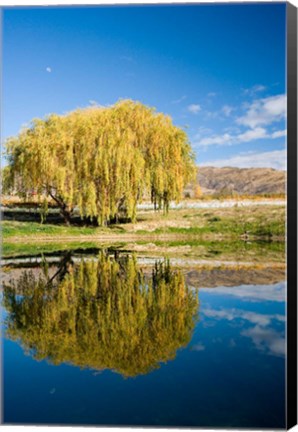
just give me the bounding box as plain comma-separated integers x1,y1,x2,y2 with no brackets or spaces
3,253,199,377
4,100,196,225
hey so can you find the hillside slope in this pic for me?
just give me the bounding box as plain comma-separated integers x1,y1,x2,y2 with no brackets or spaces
190,166,286,196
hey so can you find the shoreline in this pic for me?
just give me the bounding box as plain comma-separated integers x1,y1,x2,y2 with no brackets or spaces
3,232,285,244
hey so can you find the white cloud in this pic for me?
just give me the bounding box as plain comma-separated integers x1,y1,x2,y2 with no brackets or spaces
237,94,286,129
207,92,217,97
200,149,286,170
194,127,214,140
46,67,52,73
205,110,219,119
271,129,287,139
243,84,266,96
188,104,201,114
195,127,286,147
197,133,232,146
236,127,268,142
221,105,234,117
223,126,241,134
172,95,187,104
195,93,286,148
253,84,266,92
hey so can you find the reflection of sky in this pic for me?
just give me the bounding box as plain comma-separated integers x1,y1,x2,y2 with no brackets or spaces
2,281,286,428
185,281,286,427
199,282,286,302
195,282,286,358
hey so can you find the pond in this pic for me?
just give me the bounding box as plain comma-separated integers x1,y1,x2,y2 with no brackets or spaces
1,248,286,428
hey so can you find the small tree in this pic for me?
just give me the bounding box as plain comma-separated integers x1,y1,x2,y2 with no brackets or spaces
194,184,203,199
4,100,196,225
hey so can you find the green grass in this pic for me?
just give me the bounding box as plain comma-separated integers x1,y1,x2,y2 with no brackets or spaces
1,220,123,238
152,218,285,238
2,204,285,241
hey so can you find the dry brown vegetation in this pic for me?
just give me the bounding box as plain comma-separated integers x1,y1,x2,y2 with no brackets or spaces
123,204,285,238
184,166,286,197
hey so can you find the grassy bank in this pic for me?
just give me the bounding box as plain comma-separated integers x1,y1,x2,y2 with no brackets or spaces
2,238,285,264
2,204,285,242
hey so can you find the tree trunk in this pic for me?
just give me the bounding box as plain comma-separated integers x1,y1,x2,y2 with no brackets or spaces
48,190,73,225
60,207,72,225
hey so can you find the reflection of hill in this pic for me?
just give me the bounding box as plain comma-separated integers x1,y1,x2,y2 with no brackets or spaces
2,256,285,290
3,253,198,377
184,266,285,288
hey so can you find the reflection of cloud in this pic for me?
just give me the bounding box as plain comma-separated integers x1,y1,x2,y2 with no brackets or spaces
192,343,205,352
202,298,285,358
242,326,286,357
204,308,234,320
200,282,286,303
229,339,236,347
203,308,285,327
201,320,216,328
243,311,285,325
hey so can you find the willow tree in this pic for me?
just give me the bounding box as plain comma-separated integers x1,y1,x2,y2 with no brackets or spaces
4,100,196,225
3,253,199,377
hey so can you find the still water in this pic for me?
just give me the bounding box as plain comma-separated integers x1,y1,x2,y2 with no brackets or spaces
1,250,286,428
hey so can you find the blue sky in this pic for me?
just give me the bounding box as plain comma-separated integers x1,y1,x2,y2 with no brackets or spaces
2,3,287,169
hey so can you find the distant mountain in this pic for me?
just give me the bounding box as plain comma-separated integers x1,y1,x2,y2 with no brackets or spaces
185,166,286,196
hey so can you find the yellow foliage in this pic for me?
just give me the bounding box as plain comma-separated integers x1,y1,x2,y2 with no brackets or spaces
3,253,199,377
4,100,196,224
194,185,203,199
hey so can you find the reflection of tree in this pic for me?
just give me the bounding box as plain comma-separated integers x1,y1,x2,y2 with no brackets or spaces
3,253,199,377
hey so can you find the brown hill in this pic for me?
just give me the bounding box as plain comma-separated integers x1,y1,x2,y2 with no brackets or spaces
187,166,286,196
